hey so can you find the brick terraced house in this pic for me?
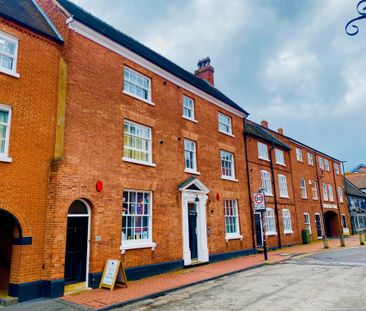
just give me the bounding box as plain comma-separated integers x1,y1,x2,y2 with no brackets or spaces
0,0,63,302
0,0,351,302
245,120,350,249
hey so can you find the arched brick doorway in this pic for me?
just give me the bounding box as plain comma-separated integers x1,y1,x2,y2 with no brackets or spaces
324,210,340,238
0,209,22,296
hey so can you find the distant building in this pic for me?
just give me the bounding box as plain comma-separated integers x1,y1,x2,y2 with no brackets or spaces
344,178,366,233
350,164,366,173
346,166,366,194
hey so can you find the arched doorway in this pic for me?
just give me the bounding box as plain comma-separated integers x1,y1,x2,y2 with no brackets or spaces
0,209,22,296
324,210,340,238
64,200,90,287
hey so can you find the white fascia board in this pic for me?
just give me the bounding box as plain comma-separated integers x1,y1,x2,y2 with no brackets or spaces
67,20,247,118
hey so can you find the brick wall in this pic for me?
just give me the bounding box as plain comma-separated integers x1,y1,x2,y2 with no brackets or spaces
0,18,60,285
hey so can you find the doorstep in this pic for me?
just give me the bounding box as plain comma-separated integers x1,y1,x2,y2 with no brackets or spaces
64,281,91,296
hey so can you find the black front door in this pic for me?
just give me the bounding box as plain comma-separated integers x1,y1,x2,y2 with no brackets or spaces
315,214,322,238
254,213,263,247
188,203,198,260
64,217,88,284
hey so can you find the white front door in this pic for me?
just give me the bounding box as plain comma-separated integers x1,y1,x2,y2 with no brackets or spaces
181,191,209,266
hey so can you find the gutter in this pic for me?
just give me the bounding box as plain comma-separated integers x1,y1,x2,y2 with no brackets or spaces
243,120,256,250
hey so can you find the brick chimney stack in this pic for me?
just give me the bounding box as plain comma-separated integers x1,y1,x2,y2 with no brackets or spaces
195,57,214,86
278,128,284,135
260,120,269,128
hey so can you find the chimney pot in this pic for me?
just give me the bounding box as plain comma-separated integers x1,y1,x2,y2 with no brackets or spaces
195,57,214,86
278,128,284,135
260,120,269,128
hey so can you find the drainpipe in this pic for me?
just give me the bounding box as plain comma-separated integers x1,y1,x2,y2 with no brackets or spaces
243,120,256,250
332,162,346,247
269,139,282,249
314,153,329,248
342,161,353,234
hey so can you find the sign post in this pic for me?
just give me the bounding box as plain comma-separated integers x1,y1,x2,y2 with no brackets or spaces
254,190,268,261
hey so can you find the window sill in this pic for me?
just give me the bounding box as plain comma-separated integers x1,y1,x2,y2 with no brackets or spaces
279,195,290,199
225,234,243,241
265,193,274,197
122,157,156,167
284,230,293,235
266,232,277,236
0,156,12,163
0,68,20,79
258,157,270,162
120,241,156,254
184,169,200,175
297,160,304,163
182,116,198,123
218,130,235,138
276,163,286,167
221,176,238,182
123,90,155,106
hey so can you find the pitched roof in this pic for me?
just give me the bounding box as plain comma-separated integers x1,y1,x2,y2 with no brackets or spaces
346,172,366,190
57,0,248,116
351,164,366,173
244,121,290,150
0,0,63,43
344,177,366,198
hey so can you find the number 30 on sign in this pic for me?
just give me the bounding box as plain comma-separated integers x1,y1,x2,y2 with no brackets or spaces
254,192,266,211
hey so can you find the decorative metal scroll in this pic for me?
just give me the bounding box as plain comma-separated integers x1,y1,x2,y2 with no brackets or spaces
345,0,366,36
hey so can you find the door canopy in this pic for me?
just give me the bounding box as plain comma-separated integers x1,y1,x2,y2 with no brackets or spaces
178,177,210,194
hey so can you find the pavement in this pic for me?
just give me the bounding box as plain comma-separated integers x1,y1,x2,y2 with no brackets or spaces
3,236,363,310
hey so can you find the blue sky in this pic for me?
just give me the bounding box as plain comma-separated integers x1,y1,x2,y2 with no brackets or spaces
73,0,365,171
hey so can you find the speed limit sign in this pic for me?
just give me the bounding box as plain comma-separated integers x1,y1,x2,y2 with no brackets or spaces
254,192,266,211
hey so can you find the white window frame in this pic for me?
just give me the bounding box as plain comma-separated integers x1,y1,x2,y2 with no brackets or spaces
184,139,199,174
257,142,269,161
224,199,242,240
278,174,289,198
296,148,303,162
324,159,330,172
307,153,314,166
220,150,237,181
300,178,307,199
182,95,196,122
322,183,328,201
334,163,340,175
318,157,324,170
123,120,155,167
338,187,344,203
311,180,318,200
0,31,19,78
218,113,233,136
328,184,334,202
282,209,293,234
304,212,312,234
0,104,12,162
261,170,273,196
265,208,277,235
275,148,285,165
123,66,153,105
121,190,156,252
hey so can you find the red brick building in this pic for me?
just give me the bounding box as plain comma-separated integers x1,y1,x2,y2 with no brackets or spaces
0,0,351,302
36,0,255,299
245,120,350,250
0,0,63,301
